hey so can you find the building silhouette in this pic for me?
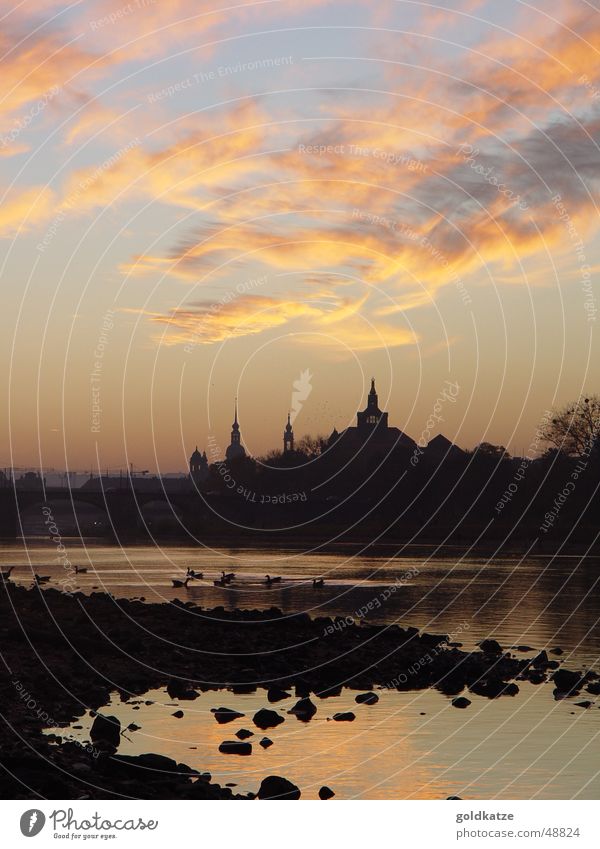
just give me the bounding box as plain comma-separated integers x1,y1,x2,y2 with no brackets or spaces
187,377,463,477
225,399,246,462
189,446,208,485
283,413,294,453
327,377,416,457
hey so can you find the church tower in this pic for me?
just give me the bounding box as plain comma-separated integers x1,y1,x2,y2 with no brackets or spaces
356,377,388,433
283,412,294,453
226,398,246,461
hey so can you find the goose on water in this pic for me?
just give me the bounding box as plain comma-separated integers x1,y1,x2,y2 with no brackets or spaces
0,566,14,581
312,578,324,588
172,577,191,588
265,574,282,586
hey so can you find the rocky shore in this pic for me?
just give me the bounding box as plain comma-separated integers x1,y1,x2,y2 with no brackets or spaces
0,584,597,799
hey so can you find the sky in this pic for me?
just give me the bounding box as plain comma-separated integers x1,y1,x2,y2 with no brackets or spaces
0,0,599,473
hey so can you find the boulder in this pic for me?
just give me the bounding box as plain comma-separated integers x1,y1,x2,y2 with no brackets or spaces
236,728,254,740
319,786,335,800
172,710,184,718
479,639,503,655
166,679,199,700
332,712,355,722
316,684,343,699
211,707,245,724
90,714,121,750
257,775,301,800
218,740,252,756
295,679,311,698
253,709,285,730
355,692,379,705
259,737,273,749
552,669,584,695
451,697,471,709
288,697,317,721
470,680,519,699
586,681,600,695
267,687,291,703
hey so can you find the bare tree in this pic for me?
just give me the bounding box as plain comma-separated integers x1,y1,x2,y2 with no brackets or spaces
541,395,600,458
296,434,328,458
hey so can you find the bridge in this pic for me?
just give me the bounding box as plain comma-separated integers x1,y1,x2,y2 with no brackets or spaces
0,486,206,538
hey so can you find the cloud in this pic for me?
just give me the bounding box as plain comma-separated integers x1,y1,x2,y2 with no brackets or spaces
139,290,415,352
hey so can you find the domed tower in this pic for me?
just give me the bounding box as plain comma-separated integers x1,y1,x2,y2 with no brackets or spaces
225,398,246,462
283,412,294,453
189,446,208,485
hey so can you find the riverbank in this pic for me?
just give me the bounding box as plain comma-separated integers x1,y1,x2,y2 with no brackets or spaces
1,584,598,799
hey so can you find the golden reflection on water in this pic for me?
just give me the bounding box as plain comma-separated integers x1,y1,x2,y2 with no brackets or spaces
59,684,600,800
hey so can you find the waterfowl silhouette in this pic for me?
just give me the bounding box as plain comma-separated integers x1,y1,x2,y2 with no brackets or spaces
186,568,203,579
312,578,324,588
172,577,191,588
265,575,282,586
74,565,87,574
0,566,14,581
34,574,51,584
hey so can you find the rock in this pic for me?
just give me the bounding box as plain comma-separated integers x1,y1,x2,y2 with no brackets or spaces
586,681,600,695
166,679,199,700
236,728,254,740
90,714,121,750
447,796,462,800
253,708,285,730
452,697,471,709
552,669,584,695
479,639,503,655
127,723,141,732
288,697,317,721
295,679,311,698
355,692,379,705
218,740,252,756
110,753,188,776
211,707,245,724
316,684,343,699
531,650,549,668
172,710,184,718
319,785,335,800
574,701,592,709
259,737,273,749
267,687,291,703
469,680,518,698
514,645,535,652
332,712,355,722
550,647,564,655
257,775,301,800
436,674,466,696
71,762,92,775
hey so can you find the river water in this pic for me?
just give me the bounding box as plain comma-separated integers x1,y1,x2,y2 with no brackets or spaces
3,541,600,799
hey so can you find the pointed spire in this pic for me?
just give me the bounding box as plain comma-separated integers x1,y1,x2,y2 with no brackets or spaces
370,377,376,393
234,397,238,425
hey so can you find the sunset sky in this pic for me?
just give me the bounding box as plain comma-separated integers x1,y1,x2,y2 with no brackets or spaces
1,0,599,473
